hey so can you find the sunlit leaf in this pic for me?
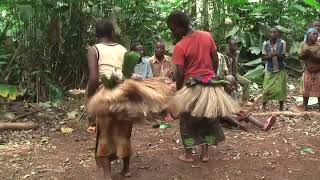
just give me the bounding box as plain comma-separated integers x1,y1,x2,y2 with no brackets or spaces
292,4,308,12
274,25,291,33
226,26,239,38
249,47,262,55
0,84,17,100
244,65,264,80
303,0,320,9
244,58,262,66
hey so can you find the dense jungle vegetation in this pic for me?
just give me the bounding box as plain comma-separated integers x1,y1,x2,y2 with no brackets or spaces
0,0,319,102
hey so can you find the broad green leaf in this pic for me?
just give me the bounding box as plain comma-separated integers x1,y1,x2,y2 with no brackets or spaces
48,83,64,103
257,22,270,36
244,65,264,80
0,84,9,98
225,0,248,6
0,84,17,100
18,5,34,22
289,41,301,55
292,4,308,12
8,85,17,100
274,25,291,33
249,47,262,55
244,58,262,66
226,26,239,38
303,0,320,9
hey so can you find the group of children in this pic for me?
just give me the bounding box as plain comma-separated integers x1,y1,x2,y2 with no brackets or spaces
85,10,320,180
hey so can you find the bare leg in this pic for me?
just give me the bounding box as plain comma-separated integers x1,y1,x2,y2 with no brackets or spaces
222,116,248,132
303,96,309,111
178,148,194,162
318,97,320,112
200,144,209,162
96,157,112,180
120,156,131,177
279,101,284,111
246,115,276,131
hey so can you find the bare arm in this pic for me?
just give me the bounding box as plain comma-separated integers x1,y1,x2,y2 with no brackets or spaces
309,52,320,62
175,65,184,90
86,47,99,98
211,50,219,73
262,53,273,61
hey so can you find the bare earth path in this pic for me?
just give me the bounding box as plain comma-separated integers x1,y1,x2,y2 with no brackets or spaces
1,102,320,180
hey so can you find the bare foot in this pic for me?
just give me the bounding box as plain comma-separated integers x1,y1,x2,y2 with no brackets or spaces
87,126,96,134
263,115,277,131
200,155,209,162
120,170,132,177
164,114,174,122
178,155,194,163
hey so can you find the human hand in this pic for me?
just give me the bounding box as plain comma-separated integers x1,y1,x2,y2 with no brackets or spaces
131,73,142,80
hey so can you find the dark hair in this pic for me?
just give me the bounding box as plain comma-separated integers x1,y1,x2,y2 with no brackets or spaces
130,41,142,51
95,19,114,39
167,10,190,29
270,27,279,32
311,21,320,27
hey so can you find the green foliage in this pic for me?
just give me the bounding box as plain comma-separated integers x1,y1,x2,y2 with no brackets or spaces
244,65,264,83
101,75,118,89
0,0,319,101
0,84,17,100
122,51,141,79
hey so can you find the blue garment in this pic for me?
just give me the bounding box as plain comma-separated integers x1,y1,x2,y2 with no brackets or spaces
134,57,153,79
304,28,318,42
262,39,286,72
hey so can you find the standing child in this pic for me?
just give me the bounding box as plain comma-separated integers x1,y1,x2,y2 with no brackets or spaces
261,27,287,111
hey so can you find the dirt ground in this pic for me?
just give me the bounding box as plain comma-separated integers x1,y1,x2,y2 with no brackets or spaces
1,99,320,180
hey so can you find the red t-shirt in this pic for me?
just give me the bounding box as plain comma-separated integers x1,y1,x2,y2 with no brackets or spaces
172,31,217,80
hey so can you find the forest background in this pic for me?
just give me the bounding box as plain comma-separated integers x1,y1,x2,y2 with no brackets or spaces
0,0,319,103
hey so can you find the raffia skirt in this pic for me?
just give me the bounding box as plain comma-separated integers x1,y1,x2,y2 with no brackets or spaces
87,77,172,160
169,84,240,148
169,85,240,119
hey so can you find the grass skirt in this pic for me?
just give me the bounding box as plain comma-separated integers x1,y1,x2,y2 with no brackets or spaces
87,77,173,161
87,77,173,119
169,85,240,119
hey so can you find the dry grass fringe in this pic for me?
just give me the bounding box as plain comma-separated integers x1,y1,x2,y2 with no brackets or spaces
168,85,240,119
87,77,173,116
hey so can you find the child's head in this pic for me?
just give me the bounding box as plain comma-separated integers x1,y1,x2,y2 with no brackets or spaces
95,19,114,39
130,42,145,56
269,27,279,40
225,75,237,95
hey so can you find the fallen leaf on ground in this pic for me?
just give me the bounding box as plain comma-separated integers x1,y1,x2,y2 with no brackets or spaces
61,127,74,133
